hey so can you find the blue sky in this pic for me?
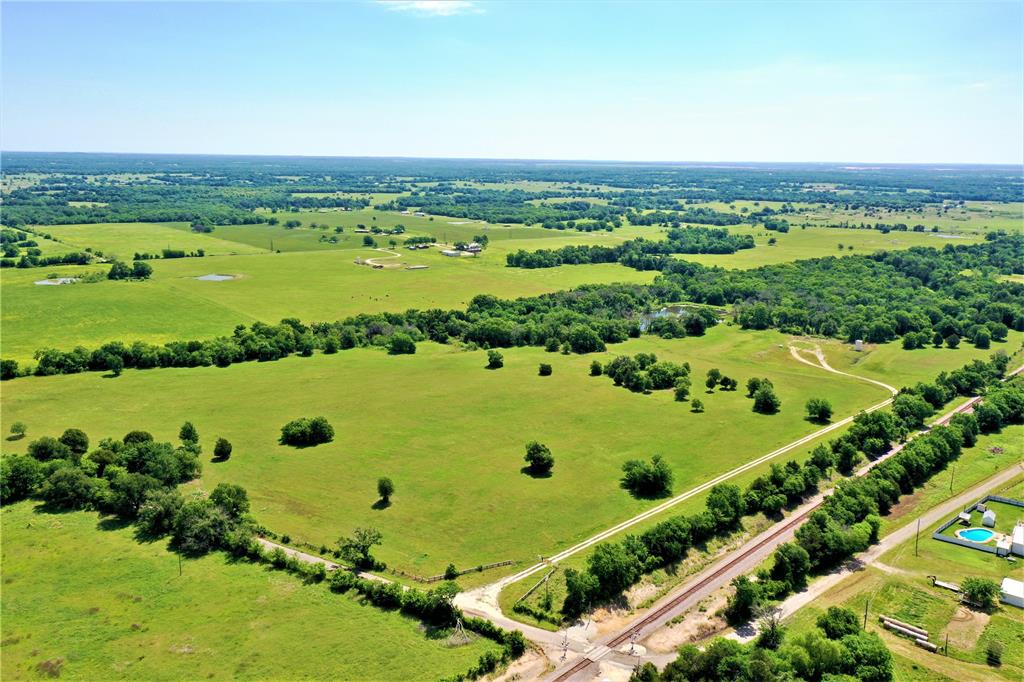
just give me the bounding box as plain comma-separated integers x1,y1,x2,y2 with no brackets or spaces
2,1,1022,163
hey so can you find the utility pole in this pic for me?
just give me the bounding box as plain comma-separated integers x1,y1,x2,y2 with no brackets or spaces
950,463,955,493
863,597,870,630
178,553,182,577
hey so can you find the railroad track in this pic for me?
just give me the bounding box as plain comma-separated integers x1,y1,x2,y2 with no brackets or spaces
549,656,594,682
545,363,1022,681
604,506,813,649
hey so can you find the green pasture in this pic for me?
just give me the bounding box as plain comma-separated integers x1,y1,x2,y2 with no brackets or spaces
0,248,654,363
0,501,498,681
675,223,985,269
40,222,268,260
3,325,894,579
815,332,1024,389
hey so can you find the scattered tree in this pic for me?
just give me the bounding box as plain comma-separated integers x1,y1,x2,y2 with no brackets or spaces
486,350,504,369
962,576,999,610
538,363,552,376
523,441,554,475
338,527,383,567
377,477,395,504
621,455,673,498
805,398,833,422
213,437,233,460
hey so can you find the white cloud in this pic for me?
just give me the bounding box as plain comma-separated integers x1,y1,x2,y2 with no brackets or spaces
376,1,481,16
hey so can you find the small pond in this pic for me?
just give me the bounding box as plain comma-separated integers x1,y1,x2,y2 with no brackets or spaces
34,277,79,286
195,274,235,281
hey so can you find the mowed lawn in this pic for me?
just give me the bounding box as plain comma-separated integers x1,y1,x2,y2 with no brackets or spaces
41,222,268,260
0,249,655,363
3,325,894,577
0,502,499,681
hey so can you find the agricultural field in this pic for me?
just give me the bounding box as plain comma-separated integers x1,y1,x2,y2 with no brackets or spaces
0,501,499,681
0,243,654,363
2,324,894,578
41,222,268,260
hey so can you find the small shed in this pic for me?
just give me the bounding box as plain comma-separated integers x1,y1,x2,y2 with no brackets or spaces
976,503,987,512
854,339,864,351
1012,523,1024,557
441,250,461,257
958,512,971,525
1001,577,1024,609
982,509,997,528
997,536,1012,557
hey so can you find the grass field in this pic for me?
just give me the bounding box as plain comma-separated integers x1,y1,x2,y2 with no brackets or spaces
2,325,896,579
40,222,268,260
674,223,985,269
0,247,654,363
0,501,499,681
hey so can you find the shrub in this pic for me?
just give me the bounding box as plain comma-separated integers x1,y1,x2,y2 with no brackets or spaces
753,386,782,414
691,399,704,413
280,416,335,447
589,360,602,376
621,455,673,498
805,398,833,422
213,437,233,460
987,639,1003,666
486,350,504,369
523,441,554,475
387,333,416,355
444,563,459,580
58,428,89,456
962,576,999,610
27,437,72,462
538,363,552,376
817,606,861,639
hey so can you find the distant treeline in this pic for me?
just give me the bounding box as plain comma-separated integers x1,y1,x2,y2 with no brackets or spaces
505,227,754,269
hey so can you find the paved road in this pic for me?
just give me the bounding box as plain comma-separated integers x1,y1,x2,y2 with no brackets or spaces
544,364,1023,681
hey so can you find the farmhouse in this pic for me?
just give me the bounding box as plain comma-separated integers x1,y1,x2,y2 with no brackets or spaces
982,509,997,527
1001,577,1024,609
465,242,483,253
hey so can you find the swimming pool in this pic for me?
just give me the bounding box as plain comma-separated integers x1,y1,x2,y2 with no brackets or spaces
956,527,995,543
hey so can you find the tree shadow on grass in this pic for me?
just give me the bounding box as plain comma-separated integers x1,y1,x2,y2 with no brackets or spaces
804,416,832,426
5,434,25,442
520,466,553,479
371,499,392,511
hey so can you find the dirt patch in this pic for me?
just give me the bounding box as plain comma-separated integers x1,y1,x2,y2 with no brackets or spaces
943,606,990,650
644,592,729,652
490,650,549,682
36,659,64,678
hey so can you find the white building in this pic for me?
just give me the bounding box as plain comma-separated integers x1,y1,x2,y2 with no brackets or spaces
1012,523,1024,557
1001,577,1024,609
854,339,864,351
982,509,997,528
441,250,461,257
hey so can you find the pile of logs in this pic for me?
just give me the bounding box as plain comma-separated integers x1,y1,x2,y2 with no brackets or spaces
879,615,938,652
